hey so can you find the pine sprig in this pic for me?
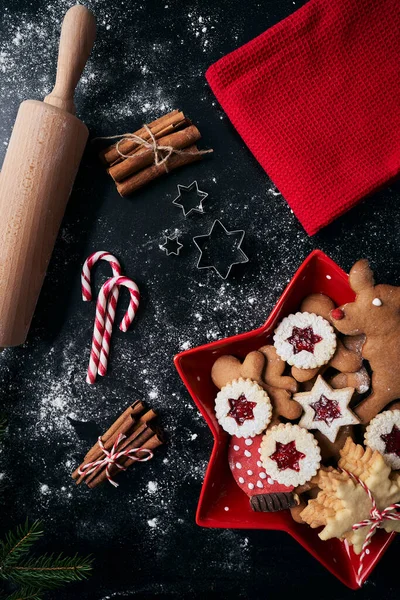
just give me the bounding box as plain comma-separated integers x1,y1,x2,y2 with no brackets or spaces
5,586,43,600
0,521,44,568
6,553,93,590
0,521,93,598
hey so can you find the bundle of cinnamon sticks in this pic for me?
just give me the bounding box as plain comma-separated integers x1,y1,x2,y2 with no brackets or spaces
72,401,164,488
98,110,212,197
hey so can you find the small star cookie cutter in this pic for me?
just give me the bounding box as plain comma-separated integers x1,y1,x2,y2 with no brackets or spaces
193,219,249,279
160,234,183,256
172,181,208,217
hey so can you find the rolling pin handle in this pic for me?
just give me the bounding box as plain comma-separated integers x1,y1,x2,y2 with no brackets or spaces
44,5,96,115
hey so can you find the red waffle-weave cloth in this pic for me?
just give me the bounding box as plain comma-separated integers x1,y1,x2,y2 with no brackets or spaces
206,0,400,235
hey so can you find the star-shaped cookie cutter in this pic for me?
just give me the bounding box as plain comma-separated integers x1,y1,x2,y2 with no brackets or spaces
193,219,249,279
160,234,183,256
172,181,208,217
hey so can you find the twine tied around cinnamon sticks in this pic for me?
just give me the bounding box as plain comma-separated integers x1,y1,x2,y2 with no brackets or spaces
78,433,153,488
97,123,212,171
97,110,213,197
72,400,164,489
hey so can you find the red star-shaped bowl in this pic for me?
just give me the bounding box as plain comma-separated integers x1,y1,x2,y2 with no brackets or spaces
174,250,396,589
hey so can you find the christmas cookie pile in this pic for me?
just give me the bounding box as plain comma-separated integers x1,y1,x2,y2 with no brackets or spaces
211,259,400,559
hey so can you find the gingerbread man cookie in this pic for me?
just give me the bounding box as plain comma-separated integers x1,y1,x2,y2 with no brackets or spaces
211,347,302,424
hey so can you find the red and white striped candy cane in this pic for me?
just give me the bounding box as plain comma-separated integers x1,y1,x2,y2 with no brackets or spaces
81,251,124,377
87,275,140,384
81,251,122,301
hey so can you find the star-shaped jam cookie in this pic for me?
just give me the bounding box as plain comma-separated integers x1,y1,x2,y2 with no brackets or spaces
215,378,272,438
227,394,257,425
269,441,306,472
260,423,321,487
381,425,400,458
286,326,323,355
294,375,359,443
273,312,336,369
364,409,400,470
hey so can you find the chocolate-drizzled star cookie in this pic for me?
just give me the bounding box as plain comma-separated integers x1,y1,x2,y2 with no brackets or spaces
294,375,360,443
273,312,336,370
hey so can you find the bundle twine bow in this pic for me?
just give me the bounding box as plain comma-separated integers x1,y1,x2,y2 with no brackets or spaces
341,468,400,586
78,433,153,488
95,123,213,172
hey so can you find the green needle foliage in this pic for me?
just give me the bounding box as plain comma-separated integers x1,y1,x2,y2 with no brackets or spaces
4,587,43,600
0,520,93,599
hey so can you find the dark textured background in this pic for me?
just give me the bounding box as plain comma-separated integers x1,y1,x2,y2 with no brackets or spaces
0,1,399,598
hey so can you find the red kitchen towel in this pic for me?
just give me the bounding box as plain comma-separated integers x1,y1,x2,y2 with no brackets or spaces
206,0,400,235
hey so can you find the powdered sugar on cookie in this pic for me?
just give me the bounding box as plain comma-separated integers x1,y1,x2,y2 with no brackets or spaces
273,312,336,369
294,375,359,443
215,378,272,437
364,410,400,470
260,423,321,487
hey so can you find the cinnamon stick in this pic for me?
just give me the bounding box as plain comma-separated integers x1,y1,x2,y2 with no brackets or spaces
116,144,204,197
72,405,141,481
84,422,153,487
87,429,163,489
99,110,185,166
108,117,190,167
108,125,202,183
72,405,156,483
86,425,157,488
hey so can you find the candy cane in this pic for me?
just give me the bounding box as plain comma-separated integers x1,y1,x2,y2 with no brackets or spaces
81,251,126,376
81,251,121,301
87,275,140,384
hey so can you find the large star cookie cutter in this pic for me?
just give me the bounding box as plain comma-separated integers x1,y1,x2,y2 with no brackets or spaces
193,219,249,279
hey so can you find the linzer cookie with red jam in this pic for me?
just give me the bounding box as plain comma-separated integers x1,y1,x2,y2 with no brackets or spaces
228,434,298,512
215,378,272,437
273,312,336,369
364,409,400,470
294,375,360,443
260,423,321,487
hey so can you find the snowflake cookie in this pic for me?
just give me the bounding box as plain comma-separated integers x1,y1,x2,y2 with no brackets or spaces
273,312,336,369
294,375,360,443
260,423,321,487
215,378,272,438
364,410,400,470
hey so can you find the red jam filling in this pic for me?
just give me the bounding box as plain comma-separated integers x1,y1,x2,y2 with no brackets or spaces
310,394,342,426
269,441,306,472
227,394,256,425
286,326,323,355
381,425,400,458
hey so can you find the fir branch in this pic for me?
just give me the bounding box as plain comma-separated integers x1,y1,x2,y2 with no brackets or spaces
5,586,43,600
5,553,93,590
0,521,43,569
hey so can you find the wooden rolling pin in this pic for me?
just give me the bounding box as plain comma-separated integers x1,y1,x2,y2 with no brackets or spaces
0,6,96,347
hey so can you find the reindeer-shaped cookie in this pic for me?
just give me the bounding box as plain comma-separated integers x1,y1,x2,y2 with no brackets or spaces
331,259,400,423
